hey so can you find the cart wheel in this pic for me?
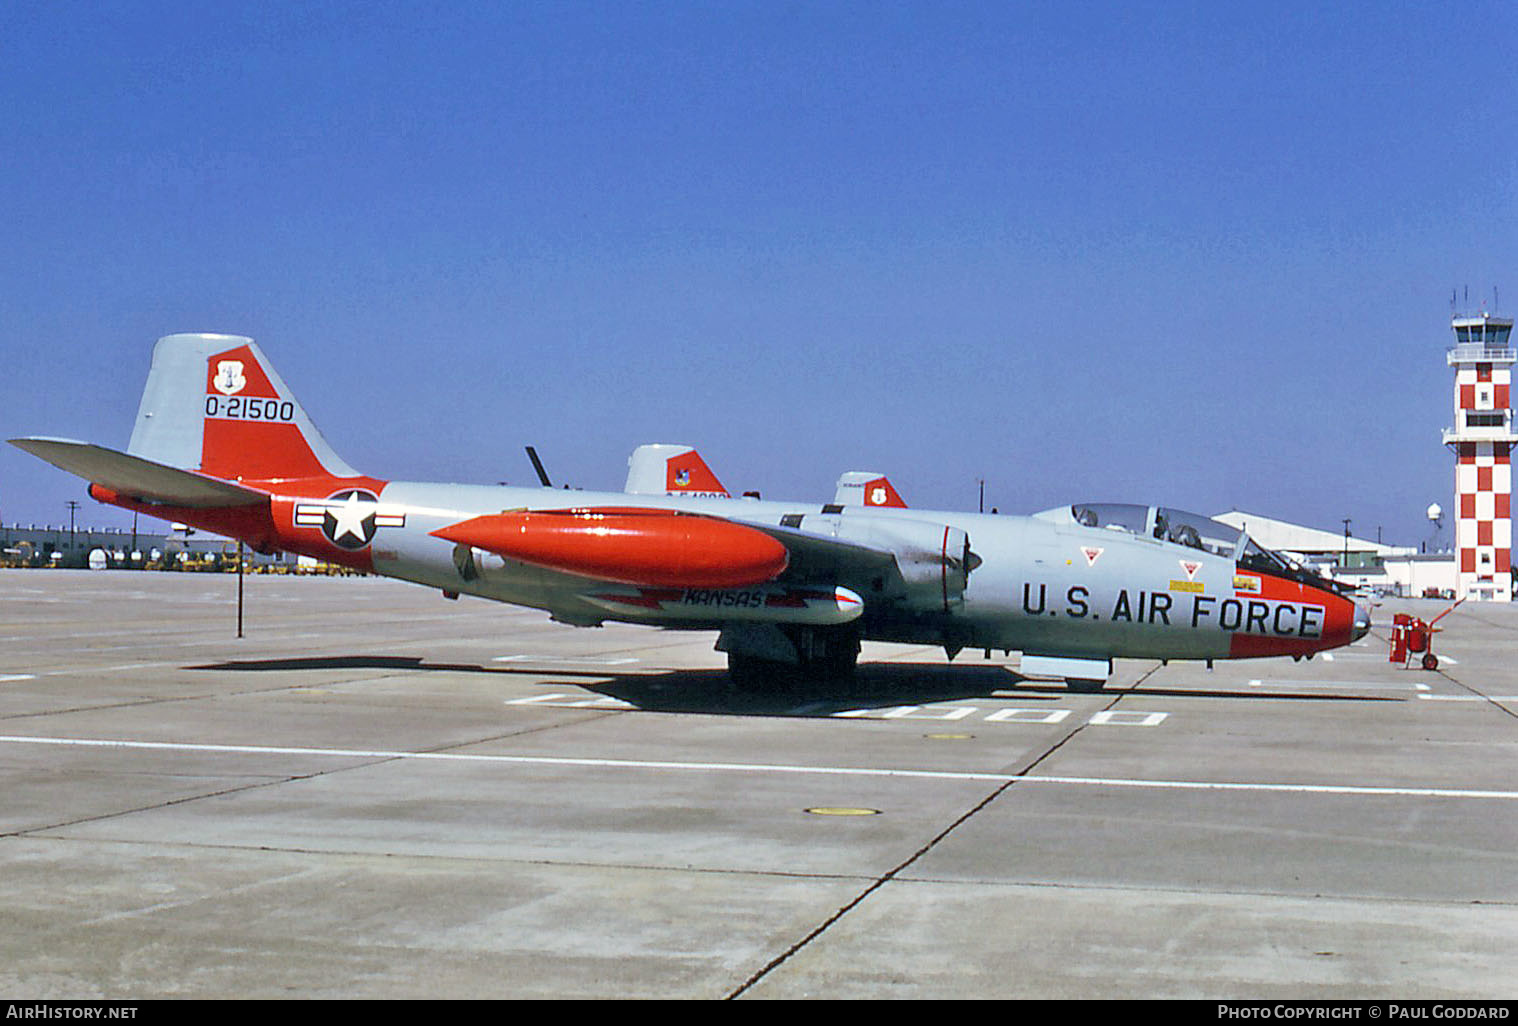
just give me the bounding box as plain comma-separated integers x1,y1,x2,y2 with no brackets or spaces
1421,653,1438,671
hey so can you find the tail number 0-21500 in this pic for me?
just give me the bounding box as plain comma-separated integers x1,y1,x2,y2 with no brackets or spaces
205,396,297,422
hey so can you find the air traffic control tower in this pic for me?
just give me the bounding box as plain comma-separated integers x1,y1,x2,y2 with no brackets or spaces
1442,311,1515,601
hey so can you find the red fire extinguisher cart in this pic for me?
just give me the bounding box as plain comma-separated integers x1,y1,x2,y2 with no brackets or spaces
1389,598,1464,671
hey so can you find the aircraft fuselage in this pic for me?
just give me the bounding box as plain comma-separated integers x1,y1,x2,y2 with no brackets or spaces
21,332,1368,689
90,478,1364,666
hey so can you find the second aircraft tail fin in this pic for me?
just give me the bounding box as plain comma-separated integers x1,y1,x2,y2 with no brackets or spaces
624,444,729,498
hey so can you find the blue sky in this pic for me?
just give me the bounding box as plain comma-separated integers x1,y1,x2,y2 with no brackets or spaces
2,1,1514,547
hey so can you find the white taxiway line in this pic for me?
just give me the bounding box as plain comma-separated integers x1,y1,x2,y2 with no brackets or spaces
2,734,1516,801
1417,694,1518,702
1246,679,1428,691
493,655,640,666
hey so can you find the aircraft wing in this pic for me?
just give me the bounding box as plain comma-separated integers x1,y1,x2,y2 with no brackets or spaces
8,437,268,508
740,519,901,583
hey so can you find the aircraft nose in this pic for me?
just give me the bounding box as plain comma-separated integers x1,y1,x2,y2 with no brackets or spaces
1352,604,1372,642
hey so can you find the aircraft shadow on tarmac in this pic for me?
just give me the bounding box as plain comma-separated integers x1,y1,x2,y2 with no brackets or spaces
189,655,1401,718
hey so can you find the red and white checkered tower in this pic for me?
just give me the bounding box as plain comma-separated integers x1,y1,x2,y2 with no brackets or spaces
1443,311,1515,601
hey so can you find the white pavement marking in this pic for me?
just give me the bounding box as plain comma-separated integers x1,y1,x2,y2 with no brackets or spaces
1244,679,1426,692
2,734,1516,801
1088,710,1168,726
0,674,37,683
505,693,636,709
984,708,1071,724
493,655,640,666
1417,694,1518,702
1327,650,1461,666
882,705,978,721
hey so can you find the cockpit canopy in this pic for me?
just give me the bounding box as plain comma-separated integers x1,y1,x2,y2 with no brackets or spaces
1044,502,1302,578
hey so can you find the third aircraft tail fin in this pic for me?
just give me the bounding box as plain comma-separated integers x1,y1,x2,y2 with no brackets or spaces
833,472,908,508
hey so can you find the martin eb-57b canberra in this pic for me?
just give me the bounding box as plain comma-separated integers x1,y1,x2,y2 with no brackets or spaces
13,334,1371,690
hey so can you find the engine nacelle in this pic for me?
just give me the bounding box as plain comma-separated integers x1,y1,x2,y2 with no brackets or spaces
824,515,972,612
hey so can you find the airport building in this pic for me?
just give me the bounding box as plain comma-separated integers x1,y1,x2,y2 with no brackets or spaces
0,522,171,568
1442,311,1514,602
0,521,305,571
1213,510,1411,569
1211,510,1451,598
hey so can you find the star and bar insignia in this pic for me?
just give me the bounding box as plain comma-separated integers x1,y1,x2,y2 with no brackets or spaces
294,490,405,550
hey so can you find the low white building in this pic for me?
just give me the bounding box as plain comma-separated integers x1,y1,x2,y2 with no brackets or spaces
1374,554,1460,599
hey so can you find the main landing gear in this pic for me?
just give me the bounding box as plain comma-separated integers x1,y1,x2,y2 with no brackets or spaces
722,624,860,693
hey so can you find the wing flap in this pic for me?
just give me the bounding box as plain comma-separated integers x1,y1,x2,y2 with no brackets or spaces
9,437,268,508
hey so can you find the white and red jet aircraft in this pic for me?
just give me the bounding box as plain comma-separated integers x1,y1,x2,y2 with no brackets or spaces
12,333,1370,690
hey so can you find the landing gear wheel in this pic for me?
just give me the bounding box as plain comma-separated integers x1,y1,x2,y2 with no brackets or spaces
783,624,860,691
812,648,858,684
1421,653,1439,671
725,630,860,694
727,653,792,694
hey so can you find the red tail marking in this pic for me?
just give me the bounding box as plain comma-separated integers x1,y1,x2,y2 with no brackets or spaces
201,420,334,481
863,476,907,507
665,450,727,495
200,344,331,483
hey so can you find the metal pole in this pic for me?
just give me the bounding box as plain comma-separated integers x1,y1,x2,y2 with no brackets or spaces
237,541,245,639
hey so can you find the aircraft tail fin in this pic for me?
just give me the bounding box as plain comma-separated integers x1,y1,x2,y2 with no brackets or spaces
624,444,729,498
834,472,908,508
128,333,360,482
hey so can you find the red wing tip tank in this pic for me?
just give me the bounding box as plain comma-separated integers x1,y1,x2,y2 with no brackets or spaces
430,506,791,589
